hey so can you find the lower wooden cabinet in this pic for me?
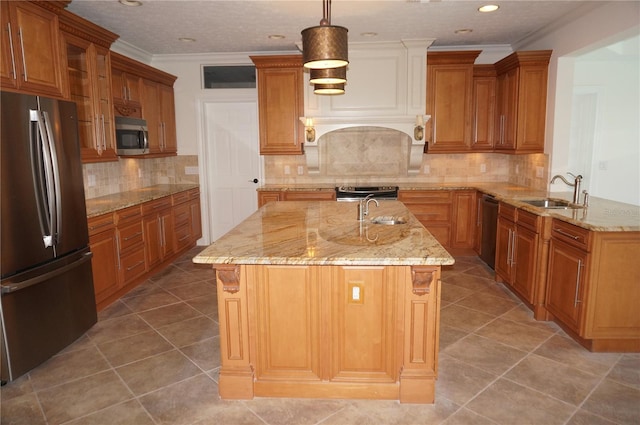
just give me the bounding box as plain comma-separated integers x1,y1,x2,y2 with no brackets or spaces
87,188,201,310
545,219,640,351
257,190,336,207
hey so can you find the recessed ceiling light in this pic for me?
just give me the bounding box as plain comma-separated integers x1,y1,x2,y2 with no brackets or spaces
455,29,473,35
478,4,499,13
119,0,142,6
179,37,196,43
361,32,378,37
268,35,286,40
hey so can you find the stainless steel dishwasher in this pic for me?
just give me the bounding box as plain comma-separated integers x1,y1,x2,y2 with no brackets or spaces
480,194,499,269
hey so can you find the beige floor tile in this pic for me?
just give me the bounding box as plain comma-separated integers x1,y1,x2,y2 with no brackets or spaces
64,399,155,425
97,300,134,321
500,304,561,332
120,290,182,313
443,334,527,375
119,280,162,299
316,404,380,425
441,282,475,303
581,379,640,425
441,272,490,292
606,354,640,390
439,325,469,351
245,398,350,425
37,370,132,425
436,353,498,405
137,301,203,328
0,374,35,401
465,378,576,425
192,403,265,425
441,407,497,425
156,315,218,348
440,304,496,333
349,397,460,425
566,409,619,425
166,281,216,301
186,293,219,316
28,346,110,391
97,330,174,367
474,317,555,352
138,374,230,425
504,354,602,406
0,392,47,425
180,336,221,371
454,291,520,317
152,270,206,289
115,349,202,396
86,313,152,345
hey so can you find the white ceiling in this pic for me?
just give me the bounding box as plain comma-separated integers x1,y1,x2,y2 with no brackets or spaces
66,0,606,56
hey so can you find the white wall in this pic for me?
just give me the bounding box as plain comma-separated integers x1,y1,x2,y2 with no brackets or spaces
515,2,640,204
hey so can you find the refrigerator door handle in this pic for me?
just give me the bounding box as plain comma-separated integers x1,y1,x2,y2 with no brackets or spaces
30,109,54,248
41,110,62,248
1,252,93,294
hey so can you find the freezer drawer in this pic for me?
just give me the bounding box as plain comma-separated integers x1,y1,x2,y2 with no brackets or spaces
1,249,96,382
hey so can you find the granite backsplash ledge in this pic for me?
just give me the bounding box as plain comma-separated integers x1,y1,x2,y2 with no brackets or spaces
83,155,199,199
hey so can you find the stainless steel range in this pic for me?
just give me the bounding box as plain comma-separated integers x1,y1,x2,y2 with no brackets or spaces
335,186,399,202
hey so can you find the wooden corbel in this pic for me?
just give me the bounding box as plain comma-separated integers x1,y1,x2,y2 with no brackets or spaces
214,264,241,294
411,267,435,296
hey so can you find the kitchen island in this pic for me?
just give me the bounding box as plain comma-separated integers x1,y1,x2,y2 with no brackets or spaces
193,200,454,403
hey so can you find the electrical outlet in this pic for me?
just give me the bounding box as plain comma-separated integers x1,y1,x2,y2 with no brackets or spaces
184,166,198,175
423,165,430,174
284,165,291,175
480,163,487,173
515,164,520,174
138,168,143,178
536,166,544,178
297,165,304,175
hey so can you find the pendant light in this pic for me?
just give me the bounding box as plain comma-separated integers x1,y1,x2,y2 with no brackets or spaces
301,0,348,69
309,66,347,84
313,83,345,95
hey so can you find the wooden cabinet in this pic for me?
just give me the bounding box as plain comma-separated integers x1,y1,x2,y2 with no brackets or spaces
189,189,202,243
115,206,147,285
425,51,480,152
142,197,174,269
173,193,193,253
398,190,476,254
257,190,336,207
217,263,441,403
494,51,551,153
1,1,65,97
141,79,177,154
250,55,304,155
88,213,119,306
545,219,640,351
59,12,118,163
111,54,142,118
495,203,551,318
471,65,496,151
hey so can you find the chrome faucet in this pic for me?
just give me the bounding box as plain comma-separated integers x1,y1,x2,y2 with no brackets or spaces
550,172,583,204
357,194,379,221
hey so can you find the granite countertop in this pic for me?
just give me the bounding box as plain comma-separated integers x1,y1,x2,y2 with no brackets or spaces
257,183,640,232
85,184,199,218
193,200,455,267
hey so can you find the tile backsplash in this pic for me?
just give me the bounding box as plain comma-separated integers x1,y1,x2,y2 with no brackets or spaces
83,155,199,199
264,129,549,190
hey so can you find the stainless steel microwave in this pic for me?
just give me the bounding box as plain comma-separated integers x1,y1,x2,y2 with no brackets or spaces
115,116,148,155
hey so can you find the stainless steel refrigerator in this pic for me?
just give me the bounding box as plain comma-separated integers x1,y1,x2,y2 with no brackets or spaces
1,91,97,383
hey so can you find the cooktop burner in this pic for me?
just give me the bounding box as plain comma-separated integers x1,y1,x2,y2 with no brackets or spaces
335,186,399,201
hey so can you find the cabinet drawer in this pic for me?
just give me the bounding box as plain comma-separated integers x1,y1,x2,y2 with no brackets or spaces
189,188,200,200
173,203,190,227
142,196,172,215
551,219,591,251
407,204,451,222
516,209,540,232
398,190,452,204
499,202,516,222
116,205,142,224
172,191,190,205
283,191,336,201
118,221,144,253
88,213,115,236
121,248,146,283
175,224,192,252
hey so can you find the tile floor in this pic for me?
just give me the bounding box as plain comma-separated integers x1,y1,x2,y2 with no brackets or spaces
1,249,639,425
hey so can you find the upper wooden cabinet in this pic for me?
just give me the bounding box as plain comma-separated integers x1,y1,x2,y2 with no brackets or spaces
493,50,552,153
1,0,66,97
250,55,304,155
112,52,178,157
471,65,497,151
59,10,119,163
426,51,480,152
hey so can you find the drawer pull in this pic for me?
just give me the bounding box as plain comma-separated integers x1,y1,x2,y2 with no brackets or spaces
89,221,113,231
554,228,581,240
121,212,139,219
178,234,190,242
123,231,142,241
127,260,144,272
574,259,584,307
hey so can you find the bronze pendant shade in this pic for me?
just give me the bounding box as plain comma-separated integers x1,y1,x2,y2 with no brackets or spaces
302,25,349,69
309,66,347,84
313,83,345,95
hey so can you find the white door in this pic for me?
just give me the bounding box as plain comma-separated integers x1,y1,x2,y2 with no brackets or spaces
202,101,261,241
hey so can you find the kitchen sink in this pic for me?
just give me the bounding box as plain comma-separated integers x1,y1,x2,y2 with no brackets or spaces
521,199,582,209
370,216,407,225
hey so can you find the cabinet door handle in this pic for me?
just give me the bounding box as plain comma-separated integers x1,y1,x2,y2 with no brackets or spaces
506,228,513,265
17,26,27,81
432,119,437,144
574,259,583,307
115,234,122,270
127,260,144,272
500,115,505,145
123,231,142,241
100,114,106,151
88,221,113,231
6,23,17,80
554,227,581,240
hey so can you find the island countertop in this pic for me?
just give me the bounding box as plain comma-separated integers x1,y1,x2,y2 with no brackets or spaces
193,200,455,266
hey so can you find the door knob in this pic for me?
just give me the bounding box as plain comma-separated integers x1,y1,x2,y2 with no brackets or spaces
249,178,259,183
